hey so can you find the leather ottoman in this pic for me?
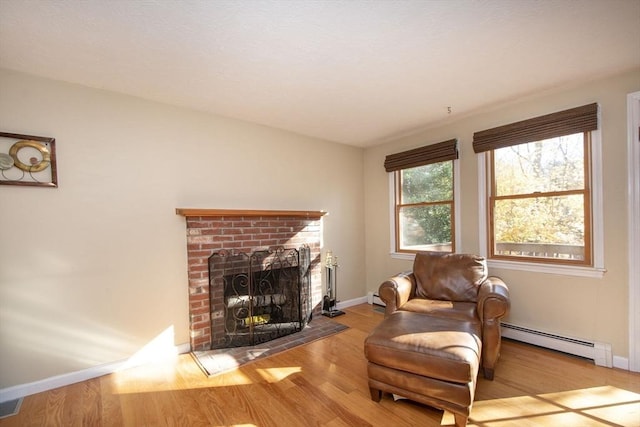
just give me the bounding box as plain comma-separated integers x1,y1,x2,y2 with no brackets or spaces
364,311,482,427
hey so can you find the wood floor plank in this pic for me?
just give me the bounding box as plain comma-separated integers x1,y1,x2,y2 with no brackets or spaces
99,374,124,427
79,378,103,426
16,389,47,426
1,304,639,426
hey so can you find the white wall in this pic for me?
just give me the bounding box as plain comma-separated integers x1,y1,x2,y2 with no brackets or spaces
0,69,365,388
364,68,640,361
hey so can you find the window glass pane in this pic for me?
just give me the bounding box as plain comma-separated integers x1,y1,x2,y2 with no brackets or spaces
401,161,453,203
494,133,584,196
399,204,452,252
493,194,585,260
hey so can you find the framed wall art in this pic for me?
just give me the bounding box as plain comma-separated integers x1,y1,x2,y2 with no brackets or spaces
0,132,57,188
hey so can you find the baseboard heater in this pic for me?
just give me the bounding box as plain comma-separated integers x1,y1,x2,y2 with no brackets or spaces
372,293,385,307
501,322,612,368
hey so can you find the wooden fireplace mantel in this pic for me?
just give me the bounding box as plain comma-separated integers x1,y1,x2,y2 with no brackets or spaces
175,208,327,218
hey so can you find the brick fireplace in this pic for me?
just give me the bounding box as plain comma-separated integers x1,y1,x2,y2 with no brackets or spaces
176,208,325,351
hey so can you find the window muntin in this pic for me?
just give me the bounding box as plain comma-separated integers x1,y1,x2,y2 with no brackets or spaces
489,132,591,265
396,161,454,253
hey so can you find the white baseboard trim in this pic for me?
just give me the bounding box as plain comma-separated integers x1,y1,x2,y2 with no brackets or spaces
336,296,368,309
0,342,191,403
613,355,630,370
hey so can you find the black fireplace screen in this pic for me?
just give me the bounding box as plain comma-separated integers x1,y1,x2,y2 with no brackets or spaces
208,245,311,349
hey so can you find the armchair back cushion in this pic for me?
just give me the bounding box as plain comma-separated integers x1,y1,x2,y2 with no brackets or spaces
413,252,488,303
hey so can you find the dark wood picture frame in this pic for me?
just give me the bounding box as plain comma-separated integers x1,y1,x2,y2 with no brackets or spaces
0,132,58,188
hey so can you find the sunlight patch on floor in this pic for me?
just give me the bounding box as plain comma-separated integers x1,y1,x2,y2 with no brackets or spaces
467,386,640,426
110,354,253,394
255,367,302,383
543,385,639,408
584,402,640,427
118,326,178,370
110,357,305,395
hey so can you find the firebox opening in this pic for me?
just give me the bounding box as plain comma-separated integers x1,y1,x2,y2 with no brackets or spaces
224,266,300,342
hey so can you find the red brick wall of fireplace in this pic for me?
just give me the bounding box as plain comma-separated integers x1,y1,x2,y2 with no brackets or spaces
179,210,324,351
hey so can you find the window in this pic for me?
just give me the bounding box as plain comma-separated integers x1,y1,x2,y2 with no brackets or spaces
396,161,455,252
385,139,458,254
474,103,601,269
490,132,590,264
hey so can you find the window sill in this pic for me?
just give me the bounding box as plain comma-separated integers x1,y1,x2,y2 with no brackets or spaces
487,259,606,278
390,252,605,278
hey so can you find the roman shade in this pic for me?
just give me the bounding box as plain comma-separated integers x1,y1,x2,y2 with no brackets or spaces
384,139,458,172
472,103,598,153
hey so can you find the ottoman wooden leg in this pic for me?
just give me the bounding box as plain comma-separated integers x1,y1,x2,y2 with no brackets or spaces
483,367,495,380
369,386,382,402
454,413,468,427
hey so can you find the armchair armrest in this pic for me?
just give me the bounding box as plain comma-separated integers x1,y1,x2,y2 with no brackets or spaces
477,276,510,380
477,276,510,323
378,271,415,318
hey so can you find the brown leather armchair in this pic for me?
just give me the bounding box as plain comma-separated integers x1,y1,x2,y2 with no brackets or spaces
378,251,510,380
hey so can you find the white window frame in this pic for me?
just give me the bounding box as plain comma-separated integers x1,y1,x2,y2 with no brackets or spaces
627,90,640,372
477,128,605,278
390,158,461,260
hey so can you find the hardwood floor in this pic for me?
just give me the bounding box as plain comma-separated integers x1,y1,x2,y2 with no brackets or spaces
2,303,639,426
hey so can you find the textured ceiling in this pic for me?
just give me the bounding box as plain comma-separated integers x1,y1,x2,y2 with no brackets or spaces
1,0,639,147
